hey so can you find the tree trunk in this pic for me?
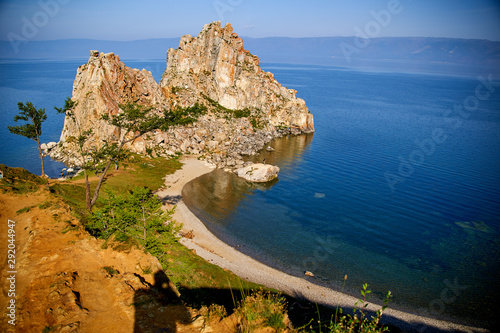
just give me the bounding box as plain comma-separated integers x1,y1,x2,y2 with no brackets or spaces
85,170,92,212
89,159,113,211
142,204,146,241
89,139,127,212
33,117,46,178
37,145,46,177
36,136,49,190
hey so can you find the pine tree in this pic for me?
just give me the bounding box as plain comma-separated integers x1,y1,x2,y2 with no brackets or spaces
8,102,48,178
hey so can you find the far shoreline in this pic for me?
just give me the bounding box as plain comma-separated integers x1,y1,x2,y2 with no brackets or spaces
156,155,488,333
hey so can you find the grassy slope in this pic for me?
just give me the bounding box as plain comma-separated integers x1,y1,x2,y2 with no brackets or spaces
48,156,266,304
1,160,395,333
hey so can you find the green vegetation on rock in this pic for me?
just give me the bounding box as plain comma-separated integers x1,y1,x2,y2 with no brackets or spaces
163,102,207,127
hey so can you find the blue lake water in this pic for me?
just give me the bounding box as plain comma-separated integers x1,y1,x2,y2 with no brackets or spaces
184,64,500,327
1,60,499,327
0,59,165,177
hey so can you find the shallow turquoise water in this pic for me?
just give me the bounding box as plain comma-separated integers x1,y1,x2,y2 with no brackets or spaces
184,65,500,327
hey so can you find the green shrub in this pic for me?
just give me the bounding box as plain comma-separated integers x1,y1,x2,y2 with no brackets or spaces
102,266,120,276
201,94,253,120
16,205,35,214
327,284,392,333
0,164,47,194
38,201,53,209
87,187,180,260
163,103,207,128
201,304,228,323
232,108,251,118
171,86,182,94
236,290,287,332
250,116,265,129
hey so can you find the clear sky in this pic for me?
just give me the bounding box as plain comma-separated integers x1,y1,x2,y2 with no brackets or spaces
1,0,500,41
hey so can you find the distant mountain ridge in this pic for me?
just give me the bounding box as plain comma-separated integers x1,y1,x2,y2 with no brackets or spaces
0,38,181,61
1,36,499,75
245,36,500,65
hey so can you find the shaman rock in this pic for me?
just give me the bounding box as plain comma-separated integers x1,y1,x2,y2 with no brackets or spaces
160,21,314,133
59,51,167,148
56,22,315,168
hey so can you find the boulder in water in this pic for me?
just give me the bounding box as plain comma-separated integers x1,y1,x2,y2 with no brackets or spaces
235,163,279,183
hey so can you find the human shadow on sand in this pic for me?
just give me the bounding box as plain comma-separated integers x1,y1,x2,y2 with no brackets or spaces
133,272,487,332
133,270,190,333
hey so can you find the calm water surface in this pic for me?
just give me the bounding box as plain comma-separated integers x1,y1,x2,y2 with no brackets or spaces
184,65,500,327
0,59,165,177
1,60,499,327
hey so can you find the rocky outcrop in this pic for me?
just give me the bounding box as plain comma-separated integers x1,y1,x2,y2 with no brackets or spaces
55,22,314,168
235,163,280,183
160,21,314,133
59,50,167,147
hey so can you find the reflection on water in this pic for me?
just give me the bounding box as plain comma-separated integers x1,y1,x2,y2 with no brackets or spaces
183,133,314,222
183,169,278,223
247,133,314,168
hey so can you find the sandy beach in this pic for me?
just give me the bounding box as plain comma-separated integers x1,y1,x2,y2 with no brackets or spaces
156,156,487,333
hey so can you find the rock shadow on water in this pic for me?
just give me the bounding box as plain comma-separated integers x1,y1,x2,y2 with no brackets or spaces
182,169,278,222
182,133,314,224
134,270,190,333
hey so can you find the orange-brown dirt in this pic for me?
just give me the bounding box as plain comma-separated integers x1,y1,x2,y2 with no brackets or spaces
0,187,218,333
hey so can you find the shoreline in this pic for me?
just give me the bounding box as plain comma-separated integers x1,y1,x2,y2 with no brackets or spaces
156,156,487,333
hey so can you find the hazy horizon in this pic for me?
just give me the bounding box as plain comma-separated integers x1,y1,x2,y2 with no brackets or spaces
4,33,500,43
1,0,500,42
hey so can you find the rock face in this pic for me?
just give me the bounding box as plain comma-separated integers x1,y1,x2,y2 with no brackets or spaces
56,22,314,168
235,163,280,183
59,50,167,147
160,21,314,133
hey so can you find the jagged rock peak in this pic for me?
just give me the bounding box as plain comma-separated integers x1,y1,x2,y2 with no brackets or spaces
59,50,167,145
160,21,314,133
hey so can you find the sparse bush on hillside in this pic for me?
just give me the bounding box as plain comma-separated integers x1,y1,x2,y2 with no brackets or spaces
201,93,257,121
0,164,47,194
236,290,288,332
327,284,392,333
86,186,181,262
300,283,392,333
